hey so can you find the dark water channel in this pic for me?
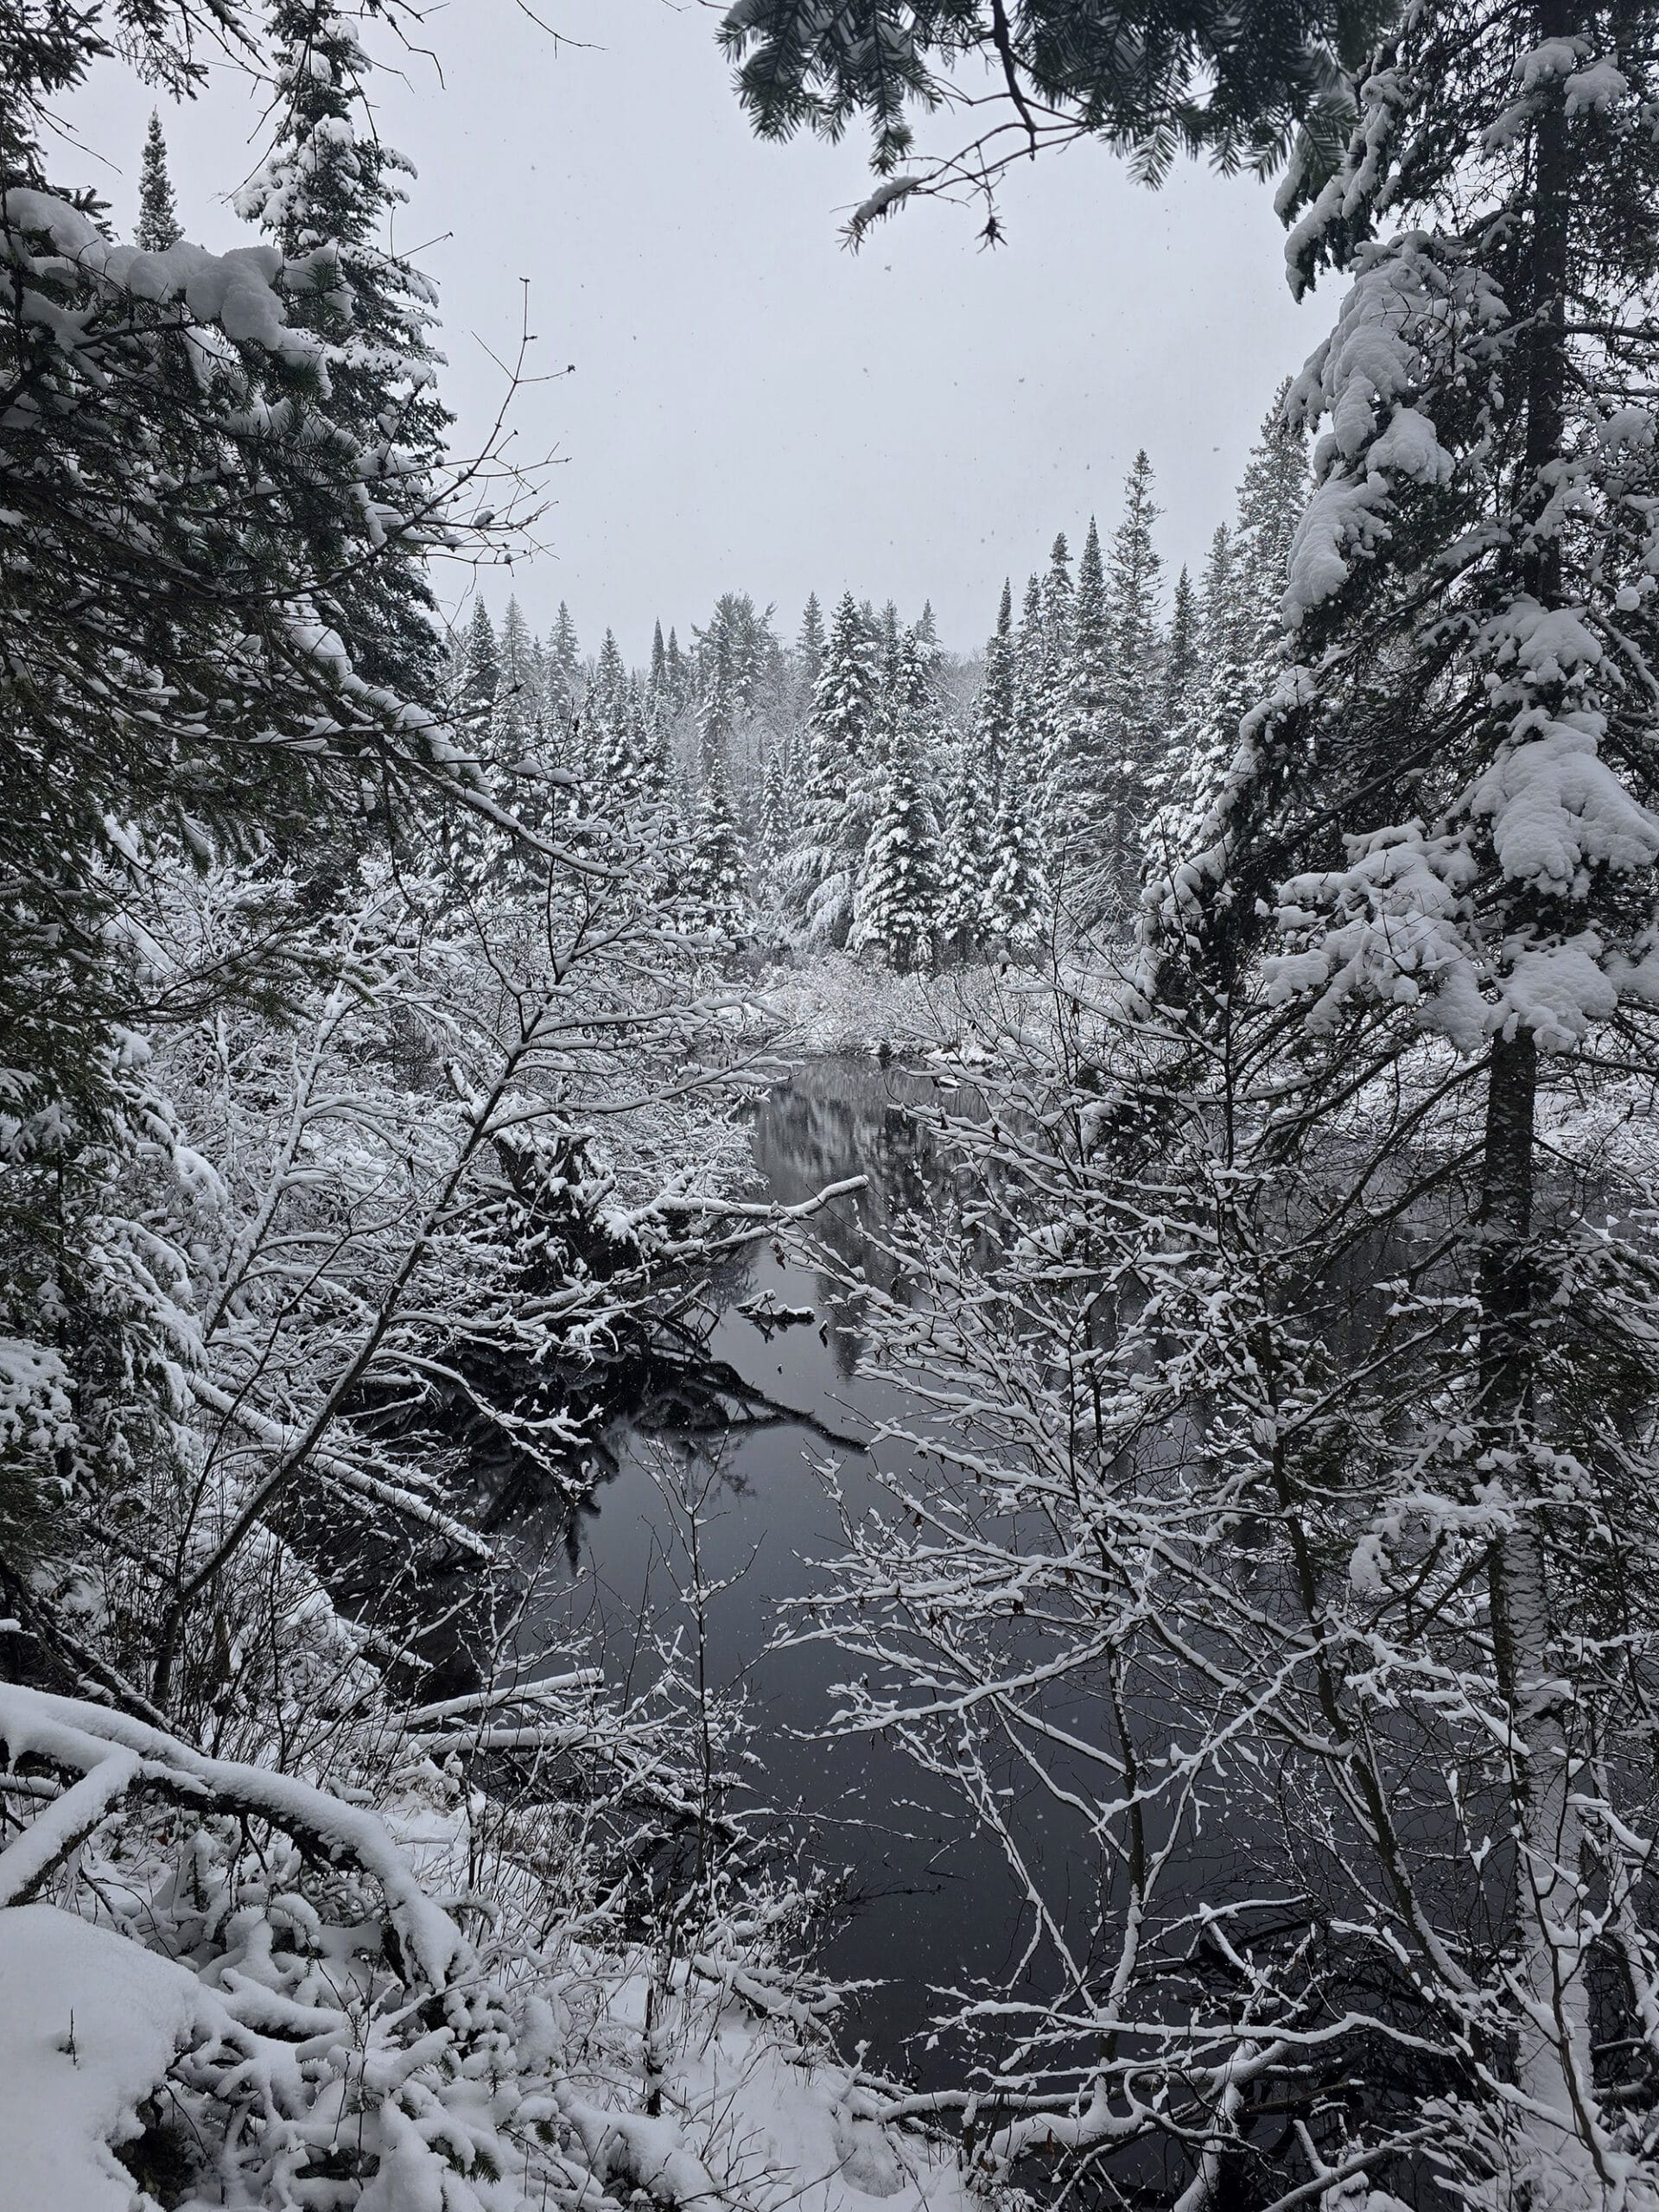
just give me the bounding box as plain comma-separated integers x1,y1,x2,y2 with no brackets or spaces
529,1057,1041,2077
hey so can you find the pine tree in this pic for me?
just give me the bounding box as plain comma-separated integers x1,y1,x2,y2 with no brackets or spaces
1041,531,1073,648
786,590,881,945
136,109,181,250
664,627,690,709
234,2,449,704
1167,525,1250,831
1013,573,1050,805
696,604,736,776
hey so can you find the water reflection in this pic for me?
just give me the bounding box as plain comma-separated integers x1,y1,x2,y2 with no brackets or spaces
518,1057,1032,2076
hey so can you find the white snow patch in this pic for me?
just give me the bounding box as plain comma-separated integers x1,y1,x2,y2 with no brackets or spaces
0,1904,200,2212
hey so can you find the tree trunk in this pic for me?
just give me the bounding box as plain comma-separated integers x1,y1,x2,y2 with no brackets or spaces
1478,10,1602,2177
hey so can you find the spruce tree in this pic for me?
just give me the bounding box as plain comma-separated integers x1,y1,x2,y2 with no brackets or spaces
853,638,944,974
983,759,1048,960
1013,573,1052,820
938,747,991,963
797,591,825,701
1163,563,1198,725
1169,524,1251,832
1231,379,1307,683
584,627,628,793
544,604,583,760
1086,449,1165,918
686,748,748,948
492,596,537,759
976,579,1017,807
135,109,181,251
235,1,450,704
461,599,499,721
1055,515,1112,864
786,590,881,945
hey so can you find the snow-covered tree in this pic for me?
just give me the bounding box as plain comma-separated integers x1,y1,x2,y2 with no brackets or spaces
796,589,825,702
829,12,1659,2203
1100,449,1165,849
938,745,991,962
1231,378,1306,677
235,0,450,705
982,758,1048,957
492,594,537,755
1052,514,1112,866
976,578,1017,806
544,601,583,746
459,596,499,720
852,639,944,974
786,590,880,945
1163,560,1198,723
135,107,181,249
686,747,749,947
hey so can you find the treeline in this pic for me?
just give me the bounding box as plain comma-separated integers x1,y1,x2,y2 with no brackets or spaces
451,412,1307,970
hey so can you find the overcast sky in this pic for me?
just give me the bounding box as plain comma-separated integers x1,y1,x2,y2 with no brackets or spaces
67,0,1323,659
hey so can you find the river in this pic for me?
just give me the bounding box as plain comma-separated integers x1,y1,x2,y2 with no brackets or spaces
524,1056,1041,2076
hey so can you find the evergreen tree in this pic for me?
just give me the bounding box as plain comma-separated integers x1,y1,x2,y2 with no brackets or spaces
1041,530,1074,648
983,759,1048,959
664,626,690,709
1231,379,1307,683
492,596,537,759
1053,515,1111,862
786,590,881,945
975,579,1017,807
585,627,628,785
136,109,181,250
1013,572,1051,808
686,747,748,947
460,599,499,721
796,591,825,699
1163,563,1198,725
235,1,449,704
938,747,991,962
721,0,1379,210
1086,449,1165,917
1160,525,1245,836
853,646,943,974
544,603,582,757
1129,10,1659,2190
696,603,736,774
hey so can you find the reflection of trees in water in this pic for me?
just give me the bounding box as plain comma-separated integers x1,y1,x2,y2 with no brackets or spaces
754,1059,961,1371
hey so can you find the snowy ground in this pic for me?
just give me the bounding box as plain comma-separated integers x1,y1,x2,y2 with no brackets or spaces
751,951,1056,1062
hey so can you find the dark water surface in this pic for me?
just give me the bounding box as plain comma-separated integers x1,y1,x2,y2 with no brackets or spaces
537,1057,1041,2075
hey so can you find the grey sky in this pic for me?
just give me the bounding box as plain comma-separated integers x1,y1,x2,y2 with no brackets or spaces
68,0,1322,659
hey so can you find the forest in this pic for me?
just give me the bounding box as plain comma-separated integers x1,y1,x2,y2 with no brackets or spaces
3,3,1659,2210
